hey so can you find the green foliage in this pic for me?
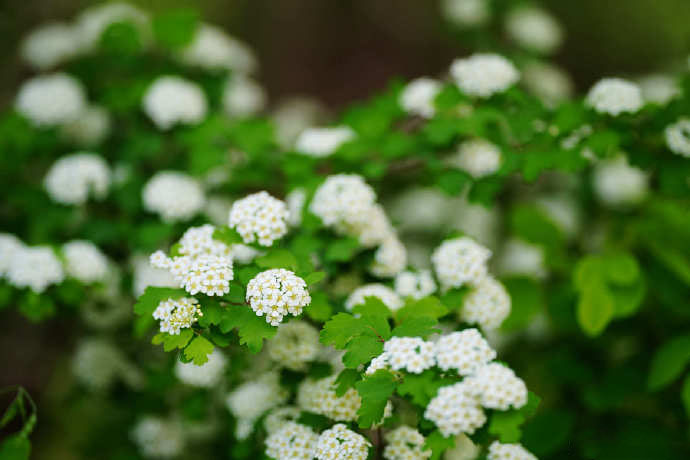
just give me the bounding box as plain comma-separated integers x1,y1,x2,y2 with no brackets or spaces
648,334,690,390
0,387,36,460
487,392,541,443
218,304,277,353
354,370,397,428
183,336,215,365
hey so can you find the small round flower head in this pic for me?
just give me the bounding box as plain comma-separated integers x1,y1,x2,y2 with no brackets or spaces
488,441,537,460
665,118,690,158
21,22,82,70
177,224,231,259
61,105,111,147
384,337,436,374
310,174,377,231
178,24,256,73
130,416,184,459
142,171,205,222
315,424,371,460
181,254,233,296
62,240,109,283
268,321,320,371
295,126,356,157
223,75,266,118
434,329,496,375
16,73,86,127
72,338,130,391
0,234,24,278
226,372,288,438
370,237,407,278
522,62,574,106
175,349,227,388
586,78,643,116
228,191,289,246
496,238,547,279
465,363,528,410
400,77,442,118
44,153,111,205
461,276,511,331
432,237,491,290
505,6,563,55
143,76,207,130
153,297,202,335
297,375,388,423
286,188,307,227
264,406,301,434
273,97,326,148
132,255,178,296
345,284,403,312
593,155,649,207
450,54,519,98
424,382,486,436
638,74,679,105
442,0,490,28
7,246,64,293
394,270,437,300
266,422,319,460
246,269,311,326
383,426,432,460
449,139,502,178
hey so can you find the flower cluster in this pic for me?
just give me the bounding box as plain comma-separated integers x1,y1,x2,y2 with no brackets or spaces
142,76,208,130
0,234,24,278
370,237,408,278
44,152,111,205
314,424,371,460
435,329,496,375
268,321,320,370
345,284,403,312
593,155,649,207
461,276,511,331
464,363,528,410
450,53,519,98
366,337,435,374
228,191,289,246
6,245,64,293
132,255,179,296
152,297,203,335
586,78,643,116
297,376,363,422
441,0,490,28
225,372,288,439
21,23,81,70
177,224,233,259
178,23,256,73
286,188,307,227
394,270,437,300
488,441,537,460
175,349,227,388
142,171,205,222
62,240,109,283
665,118,690,157
424,381,487,436
246,269,311,325
448,138,502,178
130,416,184,459
265,422,319,460
505,6,563,54
223,75,266,118
399,77,442,118
383,426,432,460
295,126,356,157
15,73,86,127
522,62,573,106
264,406,301,435
61,105,111,147
431,237,491,290
72,338,139,391
76,2,150,50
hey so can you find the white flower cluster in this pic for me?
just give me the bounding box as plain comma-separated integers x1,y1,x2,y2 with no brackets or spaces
143,76,207,130
21,22,82,70
383,426,432,460
152,297,203,335
345,284,403,312
179,24,256,73
505,6,563,55
399,77,442,118
310,174,376,239
586,78,643,116
366,337,435,374
394,270,436,300
16,73,87,127
61,105,111,147
223,75,266,118
449,138,502,178
177,224,232,259
228,191,289,246
297,376,361,422
464,363,528,410
497,238,547,279
441,0,490,28
6,245,64,293
424,381,486,436
130,416,184,459
665,118,690,157
268,321,320,370
264,406,302,435
246,269,311,326
0,234,23,278
44,153,111,205
488,441,537,460
370,237,408,278
435,329,496,375
265,422,319,460
461,276,511,331
593,155,649,207
286,188,308,227
175,349,227,388
76,2,150,50
450,54,519,98
72,338,139,391
432,237,491,290
295,126,356,157
226,372,288,439
315,424,371,460
142,171,205,222
62,240,109,283
522,62,573,106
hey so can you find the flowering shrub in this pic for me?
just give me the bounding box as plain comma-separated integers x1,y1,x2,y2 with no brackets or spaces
2,2,690,460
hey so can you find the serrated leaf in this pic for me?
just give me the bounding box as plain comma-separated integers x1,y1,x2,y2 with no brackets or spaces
218,304,277,353
134,286,187,316
152,329,194,352
352,296,392,318
342,335,384,368
320,313,368,349
355,370,397,428
334,369,362,397
198,301,223,327
183,336,214,365
391,317,440,338
396,296,448,322
396,370,437,406
648,334,690,390
255,249,298,271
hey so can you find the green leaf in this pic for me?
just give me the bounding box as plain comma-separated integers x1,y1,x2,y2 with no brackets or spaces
198,301,223,327
304,271,326,286
352,296,393,319
488,392,541,443
604,252,640,285
355,370,397,428
609,277,646,317
255,249,298,271
225,281,246,304
152,8,199,49
501,277,543,331
237,266,261,285
324,237,360,262
334,369,362,397
576,280,615,337
648,334,690,390
153,329,194,352
0,435,30,460
397,370,438,406
682,374,690,417
321,309,391,368
342,335,384,369
437,169,471,196
134,287,187,316
213,226,244,246
396,296,448,322
439,288,469,312
183,336,215,365
391,317,440,338
320,313,368,349
423,430,455,460
218,304,277,353
305,292,333,322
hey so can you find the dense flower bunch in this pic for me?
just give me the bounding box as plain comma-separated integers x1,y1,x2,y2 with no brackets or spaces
228,191,289,246
225,372,288,439
62,240,109,283
265,421,319,460
15,73,86,126
267,320,320,370
345,283,403,311
314,424,371,460
143,76,208,130
142,171,205,222
44,153,111,205
152,297,203,335
175,349,227,387
246,269,311,325
450,53,519,98
383,426,432,460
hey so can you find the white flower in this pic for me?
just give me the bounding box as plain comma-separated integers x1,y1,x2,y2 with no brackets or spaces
246,269,311,326
44,153,111,205
132,255,178,296
175,349,227,387
178,24,256,73
432,237,491,290
76,2,150,50
356,204,395,247
61,105,111,146
637,74,679,105
394,270,437,299
345,284,403,312
488,441,537,460
593,155,649,206
434,329,496,375
309,174,378,235
297,376,360,422
496,238,547,279
370,237,407,278
142,171,205,222
21,22,82,69
461,276,511,331
0,234,23,278
441,0,490,27
449,139,502,178
272,97,325,148
465,363,528,410
264,406,301,435
383,426,432,460
586,78,643,116
522,62,574,106
665,118,690,158
62,240,109,283
7,246,64,293
424,382,486,436
450,54,519,98
295,126,356,157
535,194,581,239
400,77,442,118
178,224,231,258
315,424,371,460
268,321,320,371
142,76,207,130
228,191,289,246
223,75,266,118
265,422,319,460
130,416,184,459
377,337,436,374
16,73,86,127
152,297,203,335
505,6,563,54
73,338,137,391
180,255,233,296
226,372,288,439
286,188,307,227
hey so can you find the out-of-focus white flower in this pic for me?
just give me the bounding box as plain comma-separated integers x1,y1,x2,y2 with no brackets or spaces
400,77,442,118
226,372,288,439
142,171,205,222
130,416,184,459
432,237,491,290
441,0,490,28
425,382,486,436
76,2,150,50
370,236,407,278
586,78,643,116
465,363,528,410
488,441,537,460
448,139,502,178
21,22,82,69
536,194,581,239
152,297,203,335
345,284,403,312
268,321,320,371
228,191,289,246
142,76,207,130
132,255,178,297
178,24,256,73
62,240,109,283
368,337,435,374
7,246,64,293
175,349,227,388
593,155,649,207
496,238,547,279
522,62,574,106
383,426,432,460
246,269,311,326
394,270,436,299
61,105,111,147
73,337,140,391
223,75,266,118
264,406,301,435
505,6,563,54
434,329,496,375
286,188,307,227
315,424,371,460
295,126,356,157
0,234,24,278
310,174,377,233
272,97,326,148
44,153,111,205
637,74,679,105
450,54,519,98
298,376,360,422
16,73,87,127
460,276,511,331
266,422,319,460
665,118,690,158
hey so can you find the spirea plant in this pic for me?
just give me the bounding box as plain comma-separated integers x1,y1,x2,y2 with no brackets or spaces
2,1,690,460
